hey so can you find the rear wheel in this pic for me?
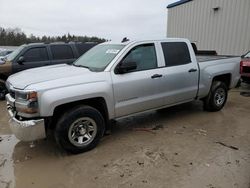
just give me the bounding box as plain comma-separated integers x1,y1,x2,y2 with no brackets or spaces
203,81,228,112
55,105,105,154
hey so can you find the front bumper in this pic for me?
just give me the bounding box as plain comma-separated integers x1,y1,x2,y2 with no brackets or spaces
6,94,46,142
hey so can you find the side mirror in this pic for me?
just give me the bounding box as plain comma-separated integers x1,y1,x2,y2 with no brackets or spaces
17,56,25,64
115,61,137,74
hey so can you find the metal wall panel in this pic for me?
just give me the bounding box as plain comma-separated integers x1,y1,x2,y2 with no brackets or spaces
167,0,250,55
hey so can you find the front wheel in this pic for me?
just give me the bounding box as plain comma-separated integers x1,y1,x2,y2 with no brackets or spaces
203,81,228,112
55,105,105,154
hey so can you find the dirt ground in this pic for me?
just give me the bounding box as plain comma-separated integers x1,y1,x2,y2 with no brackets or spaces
0,84,250,188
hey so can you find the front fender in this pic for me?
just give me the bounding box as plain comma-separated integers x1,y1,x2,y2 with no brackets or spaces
39,82,114,119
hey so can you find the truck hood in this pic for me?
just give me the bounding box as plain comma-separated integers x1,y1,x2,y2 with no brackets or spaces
7,64,101,90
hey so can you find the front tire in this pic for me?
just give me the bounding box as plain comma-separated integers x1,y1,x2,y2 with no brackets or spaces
55,105,105,154
203,81,228,112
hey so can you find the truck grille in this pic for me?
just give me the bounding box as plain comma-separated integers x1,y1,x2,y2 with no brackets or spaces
242,66,250,73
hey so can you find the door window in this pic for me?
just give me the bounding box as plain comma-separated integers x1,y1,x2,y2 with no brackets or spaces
23,47,48,62
161,42,191,67
51,45,74,60
120,44,157,72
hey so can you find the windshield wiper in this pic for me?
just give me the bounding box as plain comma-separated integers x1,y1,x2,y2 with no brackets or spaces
73,64,91,70
73,64,88,68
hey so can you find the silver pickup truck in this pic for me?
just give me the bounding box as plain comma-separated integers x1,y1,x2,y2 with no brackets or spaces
5,38,240,153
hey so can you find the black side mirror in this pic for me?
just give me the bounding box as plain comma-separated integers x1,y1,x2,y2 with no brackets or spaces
115,61,137,74
17,56,25,64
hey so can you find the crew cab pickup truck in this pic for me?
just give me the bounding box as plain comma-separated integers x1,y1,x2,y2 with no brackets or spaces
0,42,96,99
240,51,250,83
5,38,240,153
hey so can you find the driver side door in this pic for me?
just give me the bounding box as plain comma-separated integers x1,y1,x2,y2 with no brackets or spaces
111,43,163,118
13,47,50,73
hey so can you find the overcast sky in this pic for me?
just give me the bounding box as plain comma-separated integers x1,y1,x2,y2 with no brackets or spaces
0,0,176,41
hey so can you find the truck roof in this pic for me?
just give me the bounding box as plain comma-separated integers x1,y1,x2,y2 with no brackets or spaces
103,38,189,45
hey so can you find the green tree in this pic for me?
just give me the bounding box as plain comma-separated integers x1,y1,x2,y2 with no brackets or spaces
0,27,106,46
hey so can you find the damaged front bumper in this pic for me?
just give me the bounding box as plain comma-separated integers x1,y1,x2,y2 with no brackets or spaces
6,94,46,142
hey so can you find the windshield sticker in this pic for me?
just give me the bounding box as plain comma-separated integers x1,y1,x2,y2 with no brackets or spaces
106,49,120,54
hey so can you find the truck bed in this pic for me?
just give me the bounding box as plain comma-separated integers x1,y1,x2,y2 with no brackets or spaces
197,54,240,99
196,55,237,63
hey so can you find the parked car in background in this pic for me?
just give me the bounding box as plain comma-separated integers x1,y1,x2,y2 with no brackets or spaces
240,51,250,83
0,48,7,52
0,49,13,64
0,42,97,99
5,38,240,153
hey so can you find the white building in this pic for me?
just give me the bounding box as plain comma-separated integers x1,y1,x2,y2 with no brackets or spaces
167,0,250,55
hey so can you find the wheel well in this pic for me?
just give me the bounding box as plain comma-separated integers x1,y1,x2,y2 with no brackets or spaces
48,97,109,130
212,74,231,89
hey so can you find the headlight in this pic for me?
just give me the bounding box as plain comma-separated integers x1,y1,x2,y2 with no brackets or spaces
15,90,38,114
15,91,37,101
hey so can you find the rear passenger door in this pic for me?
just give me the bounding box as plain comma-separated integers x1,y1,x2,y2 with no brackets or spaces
49,45,76,65
158,41,199,105
13,46,50,73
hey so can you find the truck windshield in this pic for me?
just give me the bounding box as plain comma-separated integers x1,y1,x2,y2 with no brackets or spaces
73,44,125,71
6,45,25,61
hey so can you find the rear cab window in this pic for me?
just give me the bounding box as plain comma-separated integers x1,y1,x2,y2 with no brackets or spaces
161,42,191,67
51,45,74,60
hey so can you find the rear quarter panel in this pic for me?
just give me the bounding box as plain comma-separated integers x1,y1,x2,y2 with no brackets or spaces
198,57,240,98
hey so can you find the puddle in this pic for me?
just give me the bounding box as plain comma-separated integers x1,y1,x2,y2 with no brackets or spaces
0,135,19,188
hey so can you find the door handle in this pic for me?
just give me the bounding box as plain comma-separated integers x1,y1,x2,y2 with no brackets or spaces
151,74,163,79
188,68,198,73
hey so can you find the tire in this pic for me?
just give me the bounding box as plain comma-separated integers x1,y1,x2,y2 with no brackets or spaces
55,105,105,154
0,82,7,100
203,81,228,112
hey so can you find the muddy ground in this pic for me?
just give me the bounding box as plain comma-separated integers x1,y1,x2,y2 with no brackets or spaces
0,84,250,188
